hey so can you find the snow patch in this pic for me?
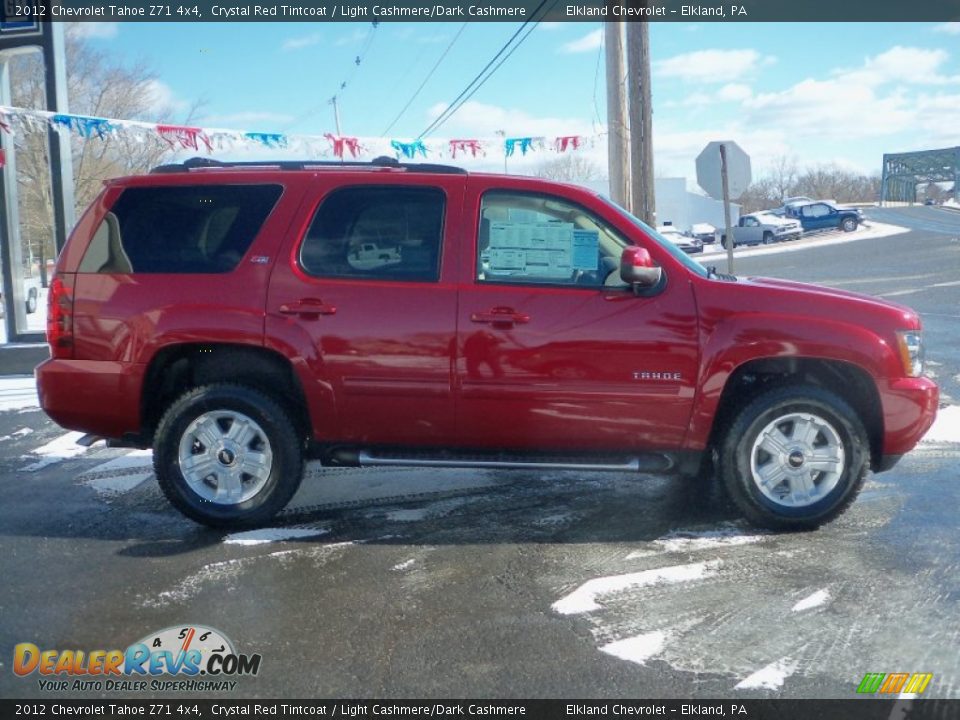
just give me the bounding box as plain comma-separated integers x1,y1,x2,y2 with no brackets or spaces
384,497,472,523
552,560,722,615
533,512,577,527
386,508,429,522
144,544,350,607
700,220,908,261
0,375,39,411
734,657,798,691
922,405,960,444
600,631,667,666
792,589,830,612
20,431,89,471
224,527,330,545
652,525,767,553
393,559,416,571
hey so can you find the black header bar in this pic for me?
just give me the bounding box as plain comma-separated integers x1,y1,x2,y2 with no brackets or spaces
3,699,960,720
6,0,960,22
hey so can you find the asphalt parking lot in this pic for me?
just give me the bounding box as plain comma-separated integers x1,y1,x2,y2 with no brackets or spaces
1,206,958,700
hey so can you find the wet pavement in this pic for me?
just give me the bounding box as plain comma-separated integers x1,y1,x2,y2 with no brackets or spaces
1,206,958,699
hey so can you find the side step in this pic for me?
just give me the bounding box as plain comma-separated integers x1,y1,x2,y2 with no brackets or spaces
355,450,673,473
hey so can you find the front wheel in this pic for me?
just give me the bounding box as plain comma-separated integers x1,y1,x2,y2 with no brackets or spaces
25,289,38,314
762,232,774,245
154,384,304,528
717,384,869,530
841,217,857,232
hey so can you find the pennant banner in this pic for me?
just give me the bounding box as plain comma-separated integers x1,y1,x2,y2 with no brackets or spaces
0,105,602,165
449,139,483,158
52,114,115,139
325,133,361,159
245,132,288,149
391,139,427,160
555,135,583,153
157,124,213,153
505,136,545,157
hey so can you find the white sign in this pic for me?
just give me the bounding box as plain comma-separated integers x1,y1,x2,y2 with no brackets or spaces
696,141,752,200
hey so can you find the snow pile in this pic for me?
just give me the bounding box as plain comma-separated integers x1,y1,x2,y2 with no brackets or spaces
0,375,39,411
552,560,722,615
923,405,960,444
21,431,89,471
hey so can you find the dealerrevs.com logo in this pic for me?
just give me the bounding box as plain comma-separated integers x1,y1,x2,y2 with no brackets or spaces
14,625,261,692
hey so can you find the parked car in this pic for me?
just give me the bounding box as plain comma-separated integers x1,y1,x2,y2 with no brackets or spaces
795,202,862,232
36,156,938,531
657,225,703,254
689,222,717,243
720,212,803,248
0,275,40,319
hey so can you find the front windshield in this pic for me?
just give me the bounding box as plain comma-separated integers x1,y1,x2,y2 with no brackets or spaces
596,195,709,278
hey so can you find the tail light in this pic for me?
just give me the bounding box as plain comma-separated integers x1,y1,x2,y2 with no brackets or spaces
46,274,75,359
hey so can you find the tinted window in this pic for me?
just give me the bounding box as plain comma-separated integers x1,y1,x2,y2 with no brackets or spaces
80,185,282,274
299,187,444,282
477,192,630,288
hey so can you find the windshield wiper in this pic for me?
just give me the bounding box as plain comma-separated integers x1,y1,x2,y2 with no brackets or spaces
706,266,738,282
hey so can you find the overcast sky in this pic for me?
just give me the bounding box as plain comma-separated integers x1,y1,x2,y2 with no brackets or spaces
71,20,960,182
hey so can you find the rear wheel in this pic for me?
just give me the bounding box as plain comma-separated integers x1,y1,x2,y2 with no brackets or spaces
154,384,303,528
25,289,37,314
717,384,868,530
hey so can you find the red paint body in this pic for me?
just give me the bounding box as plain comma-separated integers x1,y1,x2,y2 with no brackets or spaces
36,168,938,466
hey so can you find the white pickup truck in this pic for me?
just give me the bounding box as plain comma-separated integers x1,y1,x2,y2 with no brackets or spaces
0,275,40,319
721,212,803,248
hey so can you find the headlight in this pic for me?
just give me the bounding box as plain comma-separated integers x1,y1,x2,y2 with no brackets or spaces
896,331,923,377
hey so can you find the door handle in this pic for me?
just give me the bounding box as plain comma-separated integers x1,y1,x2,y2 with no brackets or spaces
279,299,337,317
470,307,530,326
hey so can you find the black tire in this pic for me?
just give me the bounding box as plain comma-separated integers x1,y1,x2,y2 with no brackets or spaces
721,236,734,250
762,232,774,245
153,384,303,529
717,383,869,530
25,289,37,314
840,217,857,232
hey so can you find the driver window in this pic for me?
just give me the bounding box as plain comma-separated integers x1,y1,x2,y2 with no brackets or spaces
477,191,629,288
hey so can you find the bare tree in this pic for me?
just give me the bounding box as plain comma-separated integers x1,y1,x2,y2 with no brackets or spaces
768,155,799,202
10,26,194,277
535,154,602,184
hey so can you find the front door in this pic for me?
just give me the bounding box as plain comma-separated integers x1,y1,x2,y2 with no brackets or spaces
455,185,699,452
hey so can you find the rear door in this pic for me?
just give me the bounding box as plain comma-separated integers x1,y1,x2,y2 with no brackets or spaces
266,173,465,446
453,179,699,452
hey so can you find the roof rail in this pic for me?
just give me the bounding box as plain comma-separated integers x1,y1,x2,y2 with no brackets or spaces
150,155,467,175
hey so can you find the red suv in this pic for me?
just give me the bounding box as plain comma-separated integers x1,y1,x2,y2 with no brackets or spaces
36,158,938,530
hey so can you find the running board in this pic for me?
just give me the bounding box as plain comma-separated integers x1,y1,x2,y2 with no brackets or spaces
356,450,673,473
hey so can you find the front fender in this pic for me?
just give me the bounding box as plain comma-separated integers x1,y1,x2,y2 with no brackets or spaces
683,313,897,450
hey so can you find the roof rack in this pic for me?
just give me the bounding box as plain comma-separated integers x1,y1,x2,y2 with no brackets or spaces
150,155,467,175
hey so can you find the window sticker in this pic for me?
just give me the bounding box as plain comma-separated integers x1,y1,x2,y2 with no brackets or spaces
487,220,579,278
572,230,600,270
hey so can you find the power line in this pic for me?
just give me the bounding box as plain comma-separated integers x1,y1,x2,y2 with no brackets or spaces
592,28,604,132
282,22,380,132
381,23,469,138
417,0,552,140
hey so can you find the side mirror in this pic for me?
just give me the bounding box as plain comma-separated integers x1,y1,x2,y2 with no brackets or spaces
620,246,662,288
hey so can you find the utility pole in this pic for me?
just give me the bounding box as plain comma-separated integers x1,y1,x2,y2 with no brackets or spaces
605,21,630,209
627,21,655,226
330,95,342,136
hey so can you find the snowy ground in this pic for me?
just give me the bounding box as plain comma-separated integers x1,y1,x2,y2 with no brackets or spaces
698,220,908,261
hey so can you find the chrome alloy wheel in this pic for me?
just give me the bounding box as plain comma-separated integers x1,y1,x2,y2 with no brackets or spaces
749,412,845,508
177,410,273,505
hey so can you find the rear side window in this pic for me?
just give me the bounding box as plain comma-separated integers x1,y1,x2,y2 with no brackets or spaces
299,186,444,282
79,184,282,273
